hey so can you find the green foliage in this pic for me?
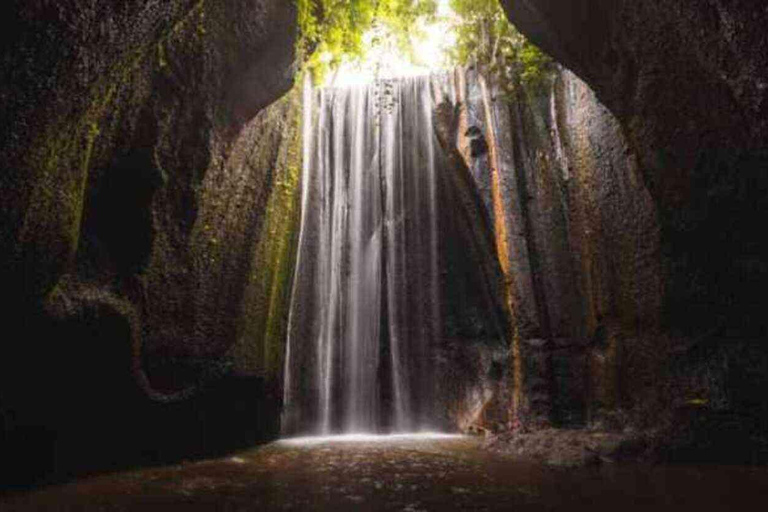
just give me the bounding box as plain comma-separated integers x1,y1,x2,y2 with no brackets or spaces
296,0,437,83
295,0,551,89
447,0,552,90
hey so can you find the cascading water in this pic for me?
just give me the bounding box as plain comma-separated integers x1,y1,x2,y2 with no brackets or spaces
283,74,461,435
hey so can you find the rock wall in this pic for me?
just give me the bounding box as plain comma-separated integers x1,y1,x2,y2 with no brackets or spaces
0,0,299,485
501,0,768,456
500,0,768,340
449,68,659,429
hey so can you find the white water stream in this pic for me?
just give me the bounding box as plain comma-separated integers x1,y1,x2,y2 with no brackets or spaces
283,74,458,435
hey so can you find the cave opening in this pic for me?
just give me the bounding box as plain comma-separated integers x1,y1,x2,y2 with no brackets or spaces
3,0,768,505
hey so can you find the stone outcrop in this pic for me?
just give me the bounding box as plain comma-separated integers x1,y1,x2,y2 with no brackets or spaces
445,67,659,429
501,0,768,457
0,0,299,484
501,0,768,337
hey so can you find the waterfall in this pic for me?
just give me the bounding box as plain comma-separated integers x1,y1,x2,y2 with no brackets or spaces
283,74,459,435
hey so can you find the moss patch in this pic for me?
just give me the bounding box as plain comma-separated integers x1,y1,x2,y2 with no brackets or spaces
232,87,304,385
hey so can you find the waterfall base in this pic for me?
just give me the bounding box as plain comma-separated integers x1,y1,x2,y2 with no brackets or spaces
279,432,464,446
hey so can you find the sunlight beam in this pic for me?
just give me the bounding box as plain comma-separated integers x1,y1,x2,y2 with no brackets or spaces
326,0,456,88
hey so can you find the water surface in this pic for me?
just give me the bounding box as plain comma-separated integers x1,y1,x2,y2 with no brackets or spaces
3,436,765,510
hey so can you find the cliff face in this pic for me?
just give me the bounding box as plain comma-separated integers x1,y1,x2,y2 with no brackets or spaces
501,0,768,456
500,0,768,337
447,68,659,429
0,0,299,484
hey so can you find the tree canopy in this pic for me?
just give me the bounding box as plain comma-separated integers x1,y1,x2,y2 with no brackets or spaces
297,0,438,82
295,0,552,88
447,0,552,89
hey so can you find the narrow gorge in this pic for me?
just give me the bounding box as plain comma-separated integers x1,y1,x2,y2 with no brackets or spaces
1,0,767,507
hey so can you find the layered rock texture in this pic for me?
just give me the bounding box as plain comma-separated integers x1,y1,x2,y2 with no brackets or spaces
501,0,768,337
1,0,299,484
501,0,768,459
433,67,659,432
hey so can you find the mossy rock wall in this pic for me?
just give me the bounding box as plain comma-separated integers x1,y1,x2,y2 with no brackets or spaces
0,0,300,485
230,89,304,392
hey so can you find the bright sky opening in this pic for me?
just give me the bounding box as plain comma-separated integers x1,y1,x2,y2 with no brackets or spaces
326,0,456,88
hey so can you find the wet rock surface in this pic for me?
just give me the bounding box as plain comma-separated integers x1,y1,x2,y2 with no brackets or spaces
500,0,768,339
2,436,766,511
498,1,768,441
0,0,299,485
487,428,647,468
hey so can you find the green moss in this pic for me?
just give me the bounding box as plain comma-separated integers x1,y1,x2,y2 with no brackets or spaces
155,0,207,74
13,21,173,300
16,0,216,273
233,88,303,382
157,40,169,69
169,0,207,41
256,150,301,375
196,1,207,38
21,85,117,269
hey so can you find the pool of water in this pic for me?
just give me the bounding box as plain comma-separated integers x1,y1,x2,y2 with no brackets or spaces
2,436,765,510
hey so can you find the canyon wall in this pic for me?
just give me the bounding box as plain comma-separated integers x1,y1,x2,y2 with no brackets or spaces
0,0,299,484
501,0,768,457
445,68,659,430
501,0,768,343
